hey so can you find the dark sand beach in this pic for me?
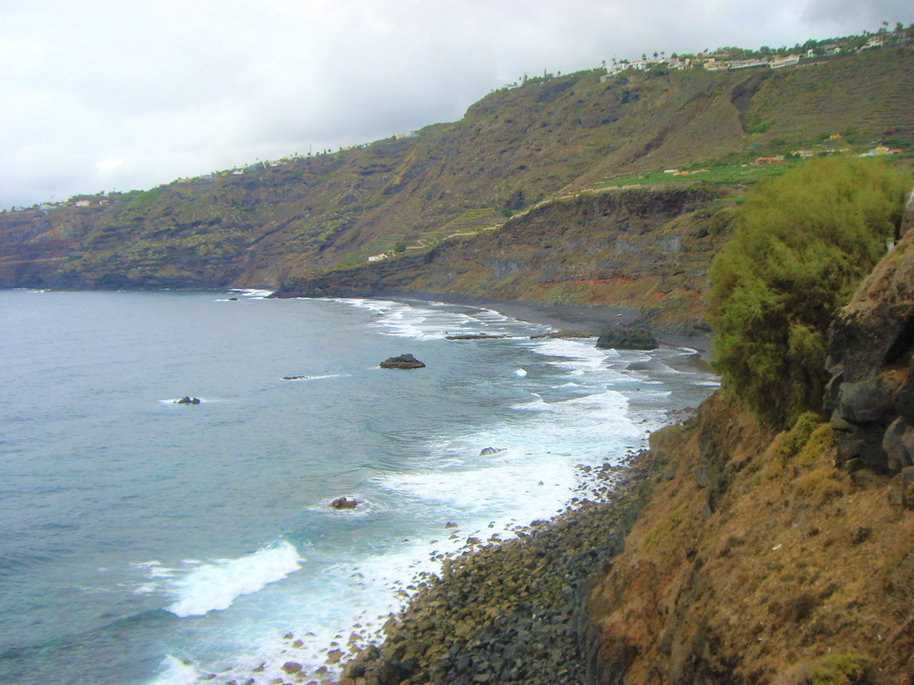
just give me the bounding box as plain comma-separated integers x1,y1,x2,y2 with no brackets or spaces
390,291,713,364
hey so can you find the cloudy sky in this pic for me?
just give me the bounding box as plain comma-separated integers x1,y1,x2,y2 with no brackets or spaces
1,0,910,209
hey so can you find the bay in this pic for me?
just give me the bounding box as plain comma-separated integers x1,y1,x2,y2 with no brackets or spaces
0,289,717,684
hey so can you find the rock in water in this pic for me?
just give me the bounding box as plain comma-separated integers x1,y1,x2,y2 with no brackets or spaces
380,353,426,369
331,496,359,509
175,396,201,405
480,447,506,456
596,318,658,350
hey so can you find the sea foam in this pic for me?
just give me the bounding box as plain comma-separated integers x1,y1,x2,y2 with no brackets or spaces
165,541,302,618
147,655,200,685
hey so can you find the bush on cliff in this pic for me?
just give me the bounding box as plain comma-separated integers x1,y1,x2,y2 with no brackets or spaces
708,157,911,427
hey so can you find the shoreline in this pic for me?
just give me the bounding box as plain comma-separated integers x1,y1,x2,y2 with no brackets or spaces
242,293,716,685
387,290,715,364
333,451,655,685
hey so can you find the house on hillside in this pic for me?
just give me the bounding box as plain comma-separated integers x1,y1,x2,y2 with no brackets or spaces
755,156,786,165
75,200,91,207
769,55,800,69
368,253,389,263
703,59,728,71
730,59,767,70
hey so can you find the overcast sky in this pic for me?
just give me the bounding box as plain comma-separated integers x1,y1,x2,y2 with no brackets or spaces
1,0,911,209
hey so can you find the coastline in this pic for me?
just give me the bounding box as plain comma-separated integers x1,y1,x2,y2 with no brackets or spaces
388,291,714,364
333,453,655,685
245,293,716,685
316,296,715,684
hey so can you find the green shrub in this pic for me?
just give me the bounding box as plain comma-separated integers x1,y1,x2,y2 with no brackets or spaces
811,652,872,685
773,412,825,463
708,157,912,426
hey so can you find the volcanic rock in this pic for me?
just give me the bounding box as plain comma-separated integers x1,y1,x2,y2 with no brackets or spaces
824,229,914,472
595,317,658,350
380,353,425,369
331,497,359,509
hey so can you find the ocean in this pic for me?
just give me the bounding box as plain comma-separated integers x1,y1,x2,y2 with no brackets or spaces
0,289,718,684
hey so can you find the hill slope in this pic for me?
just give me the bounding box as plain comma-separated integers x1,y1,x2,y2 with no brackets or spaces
1,48,912,297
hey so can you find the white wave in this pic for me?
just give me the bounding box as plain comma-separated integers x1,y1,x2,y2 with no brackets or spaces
146,655,200,685
230,288,274,299
132,561,176,578
376,453,575,523
165,541,302,618
514,368,527,377
281,374,349,382
331,298,541,341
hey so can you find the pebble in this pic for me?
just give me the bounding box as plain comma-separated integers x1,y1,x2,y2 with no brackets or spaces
335,453,651,685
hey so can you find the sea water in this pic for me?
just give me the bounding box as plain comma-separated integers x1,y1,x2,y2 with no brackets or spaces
0,290,718,684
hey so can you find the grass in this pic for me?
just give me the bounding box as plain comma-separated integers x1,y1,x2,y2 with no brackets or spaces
593,160,802,188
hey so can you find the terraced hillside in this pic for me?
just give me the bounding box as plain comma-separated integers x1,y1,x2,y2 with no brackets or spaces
0,47,912,292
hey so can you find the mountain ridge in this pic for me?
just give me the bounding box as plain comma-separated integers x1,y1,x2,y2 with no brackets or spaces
1,46,912,306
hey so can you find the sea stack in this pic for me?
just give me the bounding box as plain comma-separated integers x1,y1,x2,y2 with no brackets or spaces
380,353,426,369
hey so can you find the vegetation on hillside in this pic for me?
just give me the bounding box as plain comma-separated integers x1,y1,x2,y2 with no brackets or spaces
707,157,912,426
1,46,912,292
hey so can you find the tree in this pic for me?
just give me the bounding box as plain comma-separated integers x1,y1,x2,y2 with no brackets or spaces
707,157,912,427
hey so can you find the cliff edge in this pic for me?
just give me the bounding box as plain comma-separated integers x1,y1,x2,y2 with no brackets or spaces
585,230,914,683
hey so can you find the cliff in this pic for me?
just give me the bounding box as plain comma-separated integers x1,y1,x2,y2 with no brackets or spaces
1,48,912,303
584,229,914,683
274,185,731,329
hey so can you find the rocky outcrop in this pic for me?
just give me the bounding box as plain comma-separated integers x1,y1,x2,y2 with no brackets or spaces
824,231,914,473
595,317,658,350
380,354,426,369
175,396,201,405
330,497,359,509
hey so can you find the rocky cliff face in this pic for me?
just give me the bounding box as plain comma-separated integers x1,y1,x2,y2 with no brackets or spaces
275,186,730,329
824,228,914,474
584,227,914,684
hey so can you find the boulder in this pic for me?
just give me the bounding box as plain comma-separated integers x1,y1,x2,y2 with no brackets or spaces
380,353,426,369
480,447,505,456
883,418,914,472
836,379,896,424
281,662,302,674
331,497,359,509
823,228,914,473
175,396,200,405
596,318,658,350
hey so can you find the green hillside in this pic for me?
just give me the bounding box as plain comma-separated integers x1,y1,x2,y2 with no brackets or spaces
1,45,912,296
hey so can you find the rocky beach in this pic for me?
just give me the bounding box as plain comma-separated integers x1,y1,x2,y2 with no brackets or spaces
327,454,654,685
250,297,715,685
